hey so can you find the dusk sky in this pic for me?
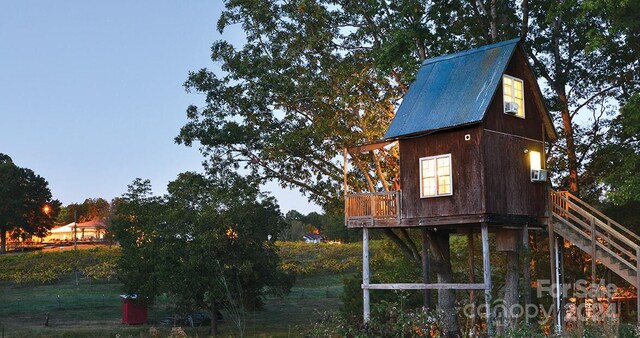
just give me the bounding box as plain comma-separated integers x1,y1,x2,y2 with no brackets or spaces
0,1,320,214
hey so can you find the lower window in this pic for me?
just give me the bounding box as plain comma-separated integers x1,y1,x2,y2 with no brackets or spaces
420,154,452,198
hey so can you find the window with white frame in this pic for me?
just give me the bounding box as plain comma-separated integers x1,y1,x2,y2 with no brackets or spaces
420,154,452,198
503,75,525,118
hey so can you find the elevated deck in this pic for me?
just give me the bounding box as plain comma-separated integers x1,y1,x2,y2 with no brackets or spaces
345,191,400,227
345,190,541,228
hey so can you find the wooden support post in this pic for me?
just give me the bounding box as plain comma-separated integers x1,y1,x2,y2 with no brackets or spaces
343,148,348,226
591,216,597,320
636,247,640,325
548,196,561,333
481,223,492,337
522,226,531,323
421,227,431,311
554,235,564,332
468,229,477,334
363,228,370,323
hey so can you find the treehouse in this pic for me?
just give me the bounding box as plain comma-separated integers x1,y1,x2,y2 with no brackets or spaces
345,38,640,333
345,38,556,229
343,39,558,333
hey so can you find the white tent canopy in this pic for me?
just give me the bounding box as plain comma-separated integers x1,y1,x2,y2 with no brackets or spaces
50,223,75,233
46,221,106,241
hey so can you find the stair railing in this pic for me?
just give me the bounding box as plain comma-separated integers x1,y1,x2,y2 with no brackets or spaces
550,190,640,274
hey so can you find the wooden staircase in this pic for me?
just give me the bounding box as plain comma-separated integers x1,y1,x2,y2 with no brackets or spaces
550,190,640,298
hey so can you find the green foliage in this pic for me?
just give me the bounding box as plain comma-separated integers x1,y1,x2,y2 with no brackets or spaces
277,241,366,276
56,198,111,224
589,94,640,204
0,153,60,252
0,247,119,284
306,301,444,338
177,1,515,213
111,173,294,335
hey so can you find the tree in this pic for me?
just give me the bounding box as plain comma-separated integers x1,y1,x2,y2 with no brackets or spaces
0,153,60,253
57,198,111,224
111,174,292,335
588,93,640,204
523,0,639,196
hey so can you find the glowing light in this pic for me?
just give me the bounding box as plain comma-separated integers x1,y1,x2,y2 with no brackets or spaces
529,151,542,170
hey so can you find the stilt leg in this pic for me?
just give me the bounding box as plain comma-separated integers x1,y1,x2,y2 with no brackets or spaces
363,228,370,323
481,223,492,336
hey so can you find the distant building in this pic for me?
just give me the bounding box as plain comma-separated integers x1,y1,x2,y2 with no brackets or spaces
45,220,106,242
302,233,323,244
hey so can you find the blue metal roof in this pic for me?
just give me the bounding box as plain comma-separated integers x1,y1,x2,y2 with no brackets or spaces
385,38,520,139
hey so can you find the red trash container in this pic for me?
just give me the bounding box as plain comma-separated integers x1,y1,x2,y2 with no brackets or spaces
120,294,147,324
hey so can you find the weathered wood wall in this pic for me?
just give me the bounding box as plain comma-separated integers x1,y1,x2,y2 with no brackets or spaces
481,46,548,218
399,125,485,220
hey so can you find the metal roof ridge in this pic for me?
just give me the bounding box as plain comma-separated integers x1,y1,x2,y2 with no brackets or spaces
421,37,521,66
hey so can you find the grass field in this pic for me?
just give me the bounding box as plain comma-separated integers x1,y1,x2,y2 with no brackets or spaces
0,274,349,337
0,245,360,338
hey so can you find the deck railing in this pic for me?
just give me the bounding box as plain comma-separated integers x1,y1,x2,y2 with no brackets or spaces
345,191,400,222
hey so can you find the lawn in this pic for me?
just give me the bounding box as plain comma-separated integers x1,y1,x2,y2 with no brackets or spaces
0,247,357,337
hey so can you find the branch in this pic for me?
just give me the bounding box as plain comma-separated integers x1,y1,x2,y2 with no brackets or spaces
351,155,376,192
571,85,616,119
524,44,556,90
383,229,421,266
370,150,390,192
577,105,607,164
398,228,421,262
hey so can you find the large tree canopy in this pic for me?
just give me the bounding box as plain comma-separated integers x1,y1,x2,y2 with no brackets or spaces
111,174,292,335
0,153,60,253
176,0,519,212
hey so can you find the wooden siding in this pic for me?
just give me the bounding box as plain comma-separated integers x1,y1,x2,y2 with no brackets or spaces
480,46,548,219
481,130,547,217
483,47,545,141
399,125,485,219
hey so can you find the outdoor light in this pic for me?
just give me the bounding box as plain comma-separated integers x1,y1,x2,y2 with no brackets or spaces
529,151,542,170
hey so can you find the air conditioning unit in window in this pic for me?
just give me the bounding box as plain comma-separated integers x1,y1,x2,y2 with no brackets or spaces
505,101,519,114
531,169,548,182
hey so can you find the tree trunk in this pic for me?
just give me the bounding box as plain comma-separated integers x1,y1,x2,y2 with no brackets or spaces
428,231,461,337
210,301,218,336
1,226,6,254
559,92,580,194
499,250,520,334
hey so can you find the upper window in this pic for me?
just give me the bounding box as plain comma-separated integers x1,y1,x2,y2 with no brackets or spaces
503,75,525,118
420,154,452,198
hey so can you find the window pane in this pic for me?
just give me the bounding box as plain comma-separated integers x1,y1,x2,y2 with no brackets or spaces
423,178,437,196
437,157,450,176
514,88,522,99
514,80,522,92
516,97,524,117
422,159,435,177
438,176,451,194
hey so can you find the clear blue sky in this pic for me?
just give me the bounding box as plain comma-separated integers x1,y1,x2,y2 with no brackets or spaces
0,1,320,214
